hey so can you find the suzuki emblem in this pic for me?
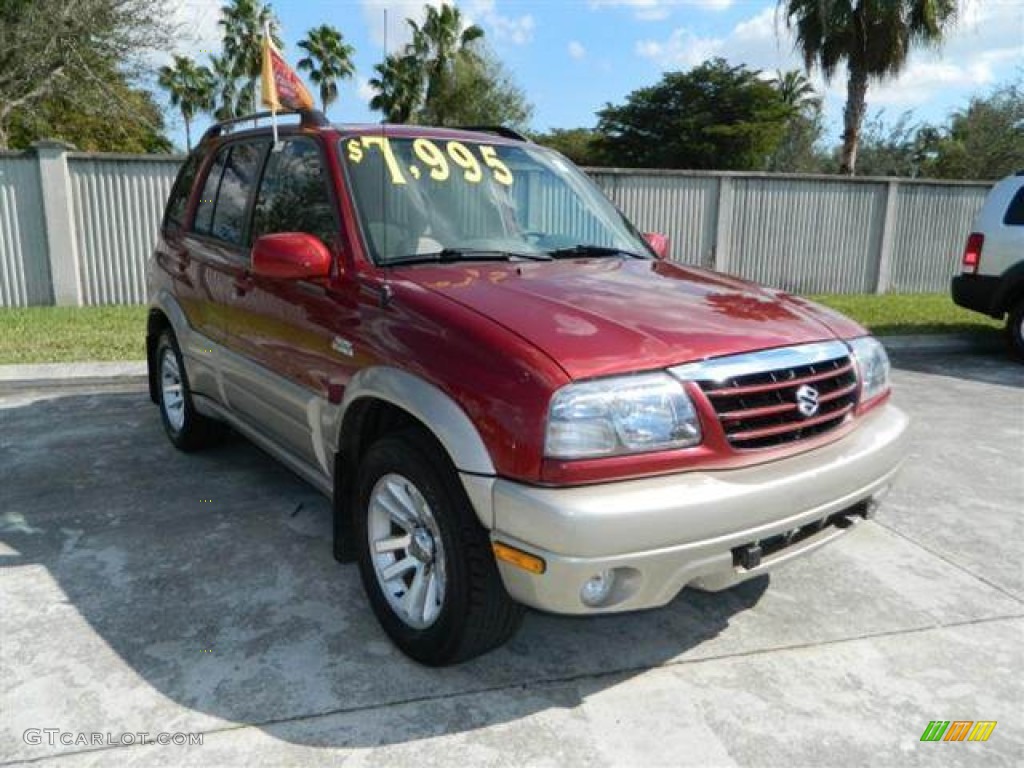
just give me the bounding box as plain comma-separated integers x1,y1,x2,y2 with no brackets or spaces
795,384,820,418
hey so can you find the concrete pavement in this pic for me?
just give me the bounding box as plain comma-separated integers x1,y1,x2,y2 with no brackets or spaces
1,348,1022,766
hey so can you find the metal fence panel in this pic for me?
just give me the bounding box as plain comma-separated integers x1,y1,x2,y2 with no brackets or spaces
1,147,999,305
68,155,181,305
0,154,51,307
889,183,987,293
591,172,719,267
728,177,888,294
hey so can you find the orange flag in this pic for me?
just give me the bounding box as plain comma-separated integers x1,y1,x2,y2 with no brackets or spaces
261,26,315,113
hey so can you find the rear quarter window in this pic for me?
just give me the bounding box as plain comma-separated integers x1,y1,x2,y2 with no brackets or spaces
163,154,201,230
1003,186,1024,226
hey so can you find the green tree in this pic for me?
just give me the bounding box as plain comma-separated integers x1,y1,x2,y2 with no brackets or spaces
532,128,605,167
421,47,532,129
595,59,791,170
297,24,355,115
368,52,423,123
217,0,282,117
9,70,172,153
209,55,240,121
781,0,958,175
771,69,820,115
767,70,826,173
928,80,1024,180
845,111,934,177
368,4,530,128
409,2,484,125
157,56,216,150
0,0,171,149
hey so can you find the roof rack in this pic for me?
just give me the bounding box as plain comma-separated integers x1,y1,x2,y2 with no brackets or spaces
199,109,330,144
455,125,531,142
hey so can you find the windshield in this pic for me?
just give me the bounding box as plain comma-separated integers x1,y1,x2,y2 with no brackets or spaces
340,134,653,265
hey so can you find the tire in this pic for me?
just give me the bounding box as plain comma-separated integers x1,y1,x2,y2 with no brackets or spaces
354,428,524,665
1006,299,1024,362
154,329,224,451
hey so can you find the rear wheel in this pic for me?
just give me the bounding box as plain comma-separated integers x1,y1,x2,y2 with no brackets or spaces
354,428,523,665
155,330,224,451
1007,299,1024,362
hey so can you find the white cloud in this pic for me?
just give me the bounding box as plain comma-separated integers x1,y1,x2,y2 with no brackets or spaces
568,40,587,60
360,1,535,52
361,1,444,52
485,12,536,45
162,0,223,64
635,28,725,69
635,1,1023,115
465,0,536,46
589,0,733,21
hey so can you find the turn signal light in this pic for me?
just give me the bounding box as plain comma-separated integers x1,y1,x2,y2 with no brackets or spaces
962,232,984,274
492,542,546,574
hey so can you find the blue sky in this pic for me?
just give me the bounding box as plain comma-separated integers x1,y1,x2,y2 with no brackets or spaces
166,0,1023,150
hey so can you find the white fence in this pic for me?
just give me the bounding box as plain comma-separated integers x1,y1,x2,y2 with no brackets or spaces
0,143,991,307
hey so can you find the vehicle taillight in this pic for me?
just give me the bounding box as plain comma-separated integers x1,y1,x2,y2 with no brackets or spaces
962,233,984,274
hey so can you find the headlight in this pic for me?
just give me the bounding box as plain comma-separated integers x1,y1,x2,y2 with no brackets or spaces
544,372,702,459
848,336,891,402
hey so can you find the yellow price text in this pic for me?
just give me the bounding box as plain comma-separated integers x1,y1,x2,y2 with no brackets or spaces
345,137,513,187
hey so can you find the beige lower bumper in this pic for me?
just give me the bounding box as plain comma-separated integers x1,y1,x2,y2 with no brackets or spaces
489,404,909,615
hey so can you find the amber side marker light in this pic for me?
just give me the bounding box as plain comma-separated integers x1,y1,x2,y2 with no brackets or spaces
492,542,546,574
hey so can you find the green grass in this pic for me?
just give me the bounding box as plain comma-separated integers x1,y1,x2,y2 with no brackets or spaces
0,306,148,364
0,294,1004,364
810,294,1003,337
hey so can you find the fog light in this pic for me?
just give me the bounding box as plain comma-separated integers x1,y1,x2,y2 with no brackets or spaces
580,570,616,607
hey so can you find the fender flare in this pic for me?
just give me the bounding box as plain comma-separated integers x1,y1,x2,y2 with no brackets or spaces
337,366,496,476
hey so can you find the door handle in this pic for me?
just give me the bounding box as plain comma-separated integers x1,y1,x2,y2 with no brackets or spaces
233,273,254,297
173,248,190,272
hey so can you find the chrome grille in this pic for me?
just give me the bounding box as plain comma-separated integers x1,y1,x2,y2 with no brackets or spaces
670,341,859,451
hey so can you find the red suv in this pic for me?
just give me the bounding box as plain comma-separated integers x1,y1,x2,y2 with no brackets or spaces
147,111,909,665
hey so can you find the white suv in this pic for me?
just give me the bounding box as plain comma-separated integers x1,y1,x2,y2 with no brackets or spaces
952,172,1024,359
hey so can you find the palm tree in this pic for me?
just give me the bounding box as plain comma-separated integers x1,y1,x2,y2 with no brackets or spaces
297,25,355,115
368,52,423,123
771,69,820,117
210,54,240,121
218,0,281,117
408,3,484,124
158,56,216,151
781,0,957,174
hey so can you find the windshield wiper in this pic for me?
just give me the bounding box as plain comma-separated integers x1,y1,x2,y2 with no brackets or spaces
382,248,553,267
548,244,646,260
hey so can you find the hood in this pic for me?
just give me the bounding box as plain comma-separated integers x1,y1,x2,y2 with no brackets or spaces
398,258,863,380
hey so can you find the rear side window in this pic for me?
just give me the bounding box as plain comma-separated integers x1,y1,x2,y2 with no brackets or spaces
163,154,201,230
193,148,228,235
193,141,268,246
1004,186,1024,226
252,139,338,246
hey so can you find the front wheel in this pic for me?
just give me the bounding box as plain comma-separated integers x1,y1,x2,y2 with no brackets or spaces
1006,299,1024,362
354,428,524,665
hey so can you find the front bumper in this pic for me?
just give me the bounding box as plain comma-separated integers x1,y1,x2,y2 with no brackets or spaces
488,404,910,614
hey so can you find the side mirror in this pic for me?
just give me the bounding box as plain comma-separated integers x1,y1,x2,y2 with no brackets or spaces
644,232,670,260
251,233,332,280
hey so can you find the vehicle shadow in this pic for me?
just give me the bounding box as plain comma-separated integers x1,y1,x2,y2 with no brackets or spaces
888,342,1023,389
1,389,768,751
